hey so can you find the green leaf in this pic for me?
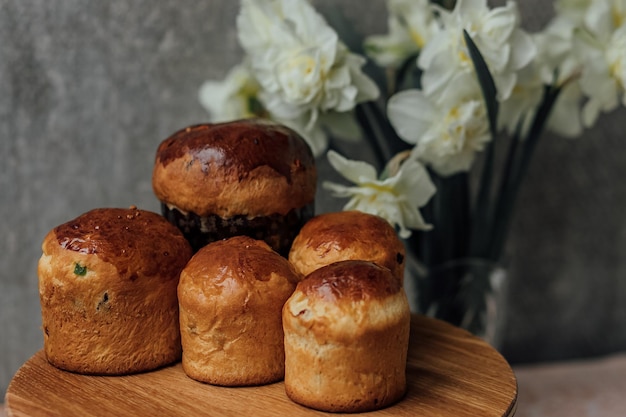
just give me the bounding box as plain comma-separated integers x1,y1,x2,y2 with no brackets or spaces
488,84,563,261
463,30,499,258
74,263,87,276
463,30,498,138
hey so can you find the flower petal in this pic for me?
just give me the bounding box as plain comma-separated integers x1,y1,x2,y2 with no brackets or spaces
326,150,378,183
387,89,436,143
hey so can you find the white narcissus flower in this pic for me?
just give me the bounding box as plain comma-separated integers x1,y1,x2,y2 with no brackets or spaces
323,150,436,238
533,16,582,85
556,1,625,39
555,0,593,25
528,16,585,137
567,0,626,127
387,72,490,176
497,63,544,137
583,0,626,37
499,16,585,138
577,23,626,126
547,81,585,138
418,0,536,102
198,62,263,122
236,0,379,155
363,0,438,68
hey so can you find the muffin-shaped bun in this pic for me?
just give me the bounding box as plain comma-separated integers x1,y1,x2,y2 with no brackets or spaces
152,119,317,254
178,236,299,386
38,207,193,375
283,260,411,413
289,211,406,282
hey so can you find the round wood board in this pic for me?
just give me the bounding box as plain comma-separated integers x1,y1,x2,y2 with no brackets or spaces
5,314,517,416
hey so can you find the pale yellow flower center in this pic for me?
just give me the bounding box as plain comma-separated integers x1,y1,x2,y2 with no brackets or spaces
609,59,625,91
458,32,475,66
398,14,426,49
279,53,328,101
612,7,625,28
409,28,426,49
365,182,396,196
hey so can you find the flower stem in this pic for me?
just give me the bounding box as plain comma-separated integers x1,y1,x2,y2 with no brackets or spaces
416,171,470,268
354,103,390,170
488,84,562,261
355,101,410,167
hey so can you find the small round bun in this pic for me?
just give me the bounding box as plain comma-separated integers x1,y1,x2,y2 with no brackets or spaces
283,260,411,413
178,236,299,386
289,211,406,282
38,207,193,375
152,119,317,254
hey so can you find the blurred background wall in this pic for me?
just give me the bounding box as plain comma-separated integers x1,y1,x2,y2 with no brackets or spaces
2,0,626,397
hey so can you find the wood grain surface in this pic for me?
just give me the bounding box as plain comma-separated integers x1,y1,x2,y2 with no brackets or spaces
4,315,517,417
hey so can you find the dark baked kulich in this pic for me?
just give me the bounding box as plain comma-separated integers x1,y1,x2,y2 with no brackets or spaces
37,206,193,375
282,260,411,412
152,119,317,255
178,236,300,386
289,211,406,283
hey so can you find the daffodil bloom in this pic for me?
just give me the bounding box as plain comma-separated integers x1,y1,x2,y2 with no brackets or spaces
524,15,585,137
497,63,544,137
236,0,379,155
547,81,585,137
584,0,626,33
387,72,490,176
363,0,438,68
572,1,626,126
198,62,263,122
555,0,593,24
418,0,536,101
555,0,626,35
323,150,436,239
533,16,582,85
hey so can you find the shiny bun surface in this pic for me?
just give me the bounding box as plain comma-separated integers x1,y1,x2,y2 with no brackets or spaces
38,207,192,375
152,119,316,218
178,236,299,386
289,211,405,282
283,260,411,412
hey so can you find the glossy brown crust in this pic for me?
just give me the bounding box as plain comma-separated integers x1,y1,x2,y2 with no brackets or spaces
282,260,410,412
289,211,406,283
178,236,300,386
38,207,193,375
180,236,301,293
297,260,402,303
48,207,192,279
152,119,317,217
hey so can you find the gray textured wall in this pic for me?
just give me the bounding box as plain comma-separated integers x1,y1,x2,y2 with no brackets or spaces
1,0,626,398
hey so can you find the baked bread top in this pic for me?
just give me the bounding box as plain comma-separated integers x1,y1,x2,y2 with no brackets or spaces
41,206,192,282
288,211,406,282
282,260,410,412
178,235,300,312
152,119,317,218
284,260,408,340
296,260,402,303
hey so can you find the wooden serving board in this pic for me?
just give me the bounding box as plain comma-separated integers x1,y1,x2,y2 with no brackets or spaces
5,315,517,417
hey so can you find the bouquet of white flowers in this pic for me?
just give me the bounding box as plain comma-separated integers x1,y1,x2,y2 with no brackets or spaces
199,0,626,342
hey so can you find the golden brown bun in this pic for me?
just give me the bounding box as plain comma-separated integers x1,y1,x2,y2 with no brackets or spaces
288,211,406,283
283,260,411,413
152,119,317,218
38,207,193,375
178,236,299,386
